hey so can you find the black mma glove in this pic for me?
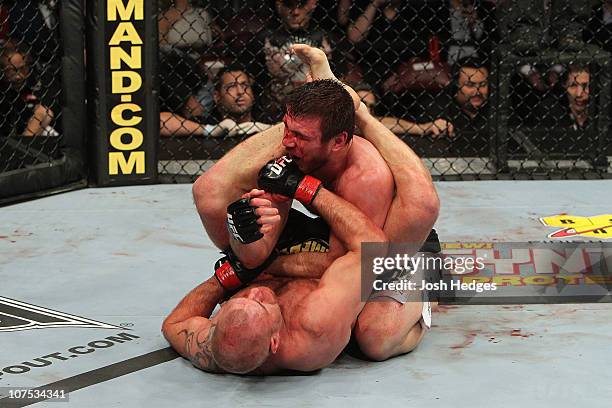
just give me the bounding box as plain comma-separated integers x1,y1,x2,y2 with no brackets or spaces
257,156,322,205
213,248,277,292
226,198,263,244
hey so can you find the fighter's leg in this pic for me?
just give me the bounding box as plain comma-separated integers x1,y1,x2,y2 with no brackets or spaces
354,301,426,361
292,45,440,360
291,44,361,110
355,104,439,243
192,124,286,249
354,107,440,360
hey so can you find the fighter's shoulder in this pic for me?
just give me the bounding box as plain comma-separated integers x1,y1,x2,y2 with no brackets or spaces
343,137,393,185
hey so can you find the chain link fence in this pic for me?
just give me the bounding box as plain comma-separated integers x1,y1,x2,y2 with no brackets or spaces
1,0,63,174
157,0,612,181
0,0,86,204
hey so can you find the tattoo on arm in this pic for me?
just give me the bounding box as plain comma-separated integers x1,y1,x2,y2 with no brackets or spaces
178,325,221,373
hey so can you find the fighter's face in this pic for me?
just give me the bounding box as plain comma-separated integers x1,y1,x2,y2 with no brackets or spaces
275,0,317,31
281,113,332,174
565,70,590,114
215,71,255,116
456,67,489,113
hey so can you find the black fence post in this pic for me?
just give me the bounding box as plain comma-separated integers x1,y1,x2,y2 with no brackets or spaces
86,0,159,187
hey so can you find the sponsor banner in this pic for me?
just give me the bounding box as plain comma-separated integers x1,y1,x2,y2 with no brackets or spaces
92,0,157,185
360,242,612,304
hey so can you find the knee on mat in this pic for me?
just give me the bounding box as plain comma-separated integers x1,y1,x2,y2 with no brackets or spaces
354,305,403,362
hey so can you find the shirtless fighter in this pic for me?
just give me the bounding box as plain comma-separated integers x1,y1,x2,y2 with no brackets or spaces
162,183,386,374
163,45,440,367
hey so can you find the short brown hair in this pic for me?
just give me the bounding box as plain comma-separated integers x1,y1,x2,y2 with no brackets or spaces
284,79,355,142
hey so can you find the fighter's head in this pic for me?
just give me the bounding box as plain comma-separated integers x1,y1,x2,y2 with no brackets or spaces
282,79,355,174
212,287,282,374
563,64,590,115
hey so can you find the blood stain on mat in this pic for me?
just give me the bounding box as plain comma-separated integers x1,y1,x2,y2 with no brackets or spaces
510,329,533,338
436,305,460,313
450,332,477,349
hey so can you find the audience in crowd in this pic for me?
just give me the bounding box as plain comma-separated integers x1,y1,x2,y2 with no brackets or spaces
441,0,498,65
238,0,334,123
544,64,592,132
126,0,612,161
161,65,271,138
159,50,213,121
0,42,55,138
415,57,489,133
1,0,608,164
408,56,491,156
584,0,612,54
508,63,598,157
159,0,218,54
354,82,454,138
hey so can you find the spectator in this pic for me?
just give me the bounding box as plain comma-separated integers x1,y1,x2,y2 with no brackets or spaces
0,43,55,137
354,82,454,137
440,0,498,65
543,64,591,131
238,0,333,123
346,0,429,87
511,64,600,158
158,50,211,120
584,0,612,54
160,66,271,138
411,56,490,156
159,0,218,53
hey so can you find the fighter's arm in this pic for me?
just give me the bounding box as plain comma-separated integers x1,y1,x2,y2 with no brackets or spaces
192,123,285,249
355,103,439,244
265,167,393,279
227,190,290,270
161,277,226,373
297,188,385,347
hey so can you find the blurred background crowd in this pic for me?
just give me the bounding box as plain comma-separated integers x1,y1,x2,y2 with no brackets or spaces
2,0,611,176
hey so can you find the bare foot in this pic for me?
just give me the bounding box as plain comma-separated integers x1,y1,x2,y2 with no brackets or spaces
291,44,336,81
290,43,360,110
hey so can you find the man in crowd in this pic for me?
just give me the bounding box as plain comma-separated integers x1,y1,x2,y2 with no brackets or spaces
238,0,335,123
411,56,489,156
0,43,55,137
160,65,271,138
354,82,454,138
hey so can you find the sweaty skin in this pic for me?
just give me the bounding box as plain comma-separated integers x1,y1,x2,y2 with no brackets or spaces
163,187,386,374
190,44,439,362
